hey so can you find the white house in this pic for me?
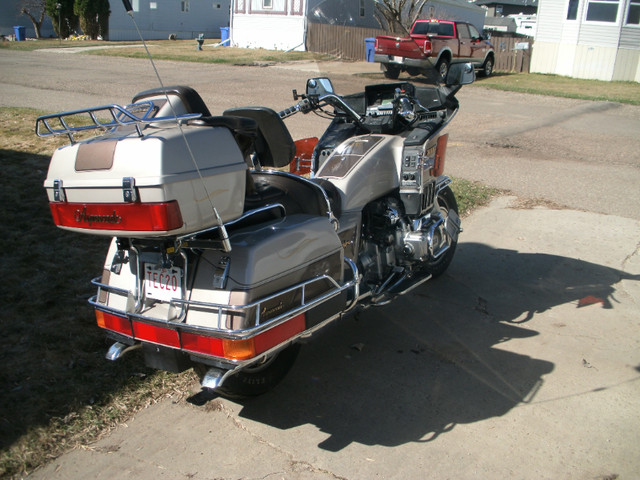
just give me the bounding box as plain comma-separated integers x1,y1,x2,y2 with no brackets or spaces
530,0,640,81
109,0,231,41
230,0,308,51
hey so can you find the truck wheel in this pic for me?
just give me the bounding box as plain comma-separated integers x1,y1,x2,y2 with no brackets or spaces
196,343,301,399
481,56,494,77
407,67,421,76
435,59,449,82
383,65,401,79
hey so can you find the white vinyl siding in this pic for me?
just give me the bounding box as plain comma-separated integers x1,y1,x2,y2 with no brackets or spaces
532,0,639,80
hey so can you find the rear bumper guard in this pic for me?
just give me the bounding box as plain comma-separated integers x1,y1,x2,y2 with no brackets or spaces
89,258,359,368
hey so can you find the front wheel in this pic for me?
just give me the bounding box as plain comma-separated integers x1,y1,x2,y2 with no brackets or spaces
196,343,301,398
481,56,494,77
425,186,459,278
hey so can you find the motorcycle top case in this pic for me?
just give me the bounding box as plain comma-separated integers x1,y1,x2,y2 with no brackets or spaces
44,123,247,237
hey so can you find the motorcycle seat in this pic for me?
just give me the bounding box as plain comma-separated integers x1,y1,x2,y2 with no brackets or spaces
223,107,296,169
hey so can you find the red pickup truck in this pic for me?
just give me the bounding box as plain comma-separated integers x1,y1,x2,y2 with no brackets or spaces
374,19,495,80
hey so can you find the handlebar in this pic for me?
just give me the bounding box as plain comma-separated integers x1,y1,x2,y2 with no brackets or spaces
278,93,365,128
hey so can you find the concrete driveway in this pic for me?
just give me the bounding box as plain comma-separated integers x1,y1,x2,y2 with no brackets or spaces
1,50,638,479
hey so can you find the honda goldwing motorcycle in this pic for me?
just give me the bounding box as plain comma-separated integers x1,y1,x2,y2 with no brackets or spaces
36,63,475,397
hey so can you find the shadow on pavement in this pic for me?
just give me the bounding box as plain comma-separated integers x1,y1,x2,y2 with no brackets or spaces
192,241,638,451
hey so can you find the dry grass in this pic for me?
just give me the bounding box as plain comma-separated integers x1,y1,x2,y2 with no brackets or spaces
474,72,640,106
87,40,331,65
0,107,197,479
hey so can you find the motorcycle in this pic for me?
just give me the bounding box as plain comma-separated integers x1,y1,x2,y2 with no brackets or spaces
36,62,475,397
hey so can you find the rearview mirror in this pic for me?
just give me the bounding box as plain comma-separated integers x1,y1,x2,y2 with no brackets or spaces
306,77,334,96
446,63,475,86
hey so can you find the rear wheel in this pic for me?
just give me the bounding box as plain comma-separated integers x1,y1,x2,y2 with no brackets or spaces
435,58,450,82
196,343,301,398
383,64,401,79
425,186,458,278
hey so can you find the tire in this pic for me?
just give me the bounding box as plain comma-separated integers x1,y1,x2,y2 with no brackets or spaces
196,343,301,398
406,67,421,76
383,64,401,80
481,56,494,77
435,58,450,82
425,186,458,278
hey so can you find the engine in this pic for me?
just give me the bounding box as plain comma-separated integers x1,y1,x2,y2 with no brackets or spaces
358,196,457,288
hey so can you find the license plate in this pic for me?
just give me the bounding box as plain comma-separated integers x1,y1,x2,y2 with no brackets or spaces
144,264,182,302
391,56,403,63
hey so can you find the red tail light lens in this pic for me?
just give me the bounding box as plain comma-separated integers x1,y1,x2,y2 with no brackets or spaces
423,40,432,55
96,310,133,337
96,310,306,361
49,201,183,232
183,314,306,360
132,321,180,348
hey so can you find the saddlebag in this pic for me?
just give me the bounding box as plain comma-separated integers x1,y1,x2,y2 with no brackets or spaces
186,213,346,331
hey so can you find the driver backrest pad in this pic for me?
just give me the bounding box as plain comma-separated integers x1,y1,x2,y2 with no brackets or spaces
223,107,296,168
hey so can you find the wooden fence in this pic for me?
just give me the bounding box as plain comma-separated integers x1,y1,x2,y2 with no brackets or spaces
306,22,533,73
306,22,385,61
488,32,533,73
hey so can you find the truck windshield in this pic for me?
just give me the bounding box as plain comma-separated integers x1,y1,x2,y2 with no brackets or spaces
411,22,454,37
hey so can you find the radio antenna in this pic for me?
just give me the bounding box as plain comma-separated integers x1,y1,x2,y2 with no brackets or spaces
120,0,231,251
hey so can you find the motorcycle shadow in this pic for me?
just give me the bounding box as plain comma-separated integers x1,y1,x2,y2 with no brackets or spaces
210,241,637,451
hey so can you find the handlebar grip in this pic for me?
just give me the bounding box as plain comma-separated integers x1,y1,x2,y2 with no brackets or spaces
278,105,299,119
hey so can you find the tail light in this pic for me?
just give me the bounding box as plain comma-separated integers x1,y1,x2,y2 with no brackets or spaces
95,309,305,361
49,200,183,232
423,40,432,55
96,310,133,337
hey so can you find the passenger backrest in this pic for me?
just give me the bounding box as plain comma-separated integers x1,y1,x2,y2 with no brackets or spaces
132,85,212,118
223,107,296,168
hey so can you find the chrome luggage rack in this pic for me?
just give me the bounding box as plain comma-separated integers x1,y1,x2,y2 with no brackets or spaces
35,101,201,144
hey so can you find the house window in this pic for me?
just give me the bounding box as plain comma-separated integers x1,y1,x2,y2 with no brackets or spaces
566,0,580,19
360,0,365,17
181,1,190,12
627,0,640,24
149,2,157,9
585,0,619,22
263,0,273,8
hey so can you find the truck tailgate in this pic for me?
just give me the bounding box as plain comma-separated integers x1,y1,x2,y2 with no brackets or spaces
375,35,425,59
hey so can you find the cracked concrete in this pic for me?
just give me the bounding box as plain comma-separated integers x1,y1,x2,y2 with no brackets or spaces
27,197,640,480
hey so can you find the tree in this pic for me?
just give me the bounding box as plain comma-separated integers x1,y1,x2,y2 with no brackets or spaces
19,0,46,39
373,0,431,35
74,0,111,40
45,0,78,39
